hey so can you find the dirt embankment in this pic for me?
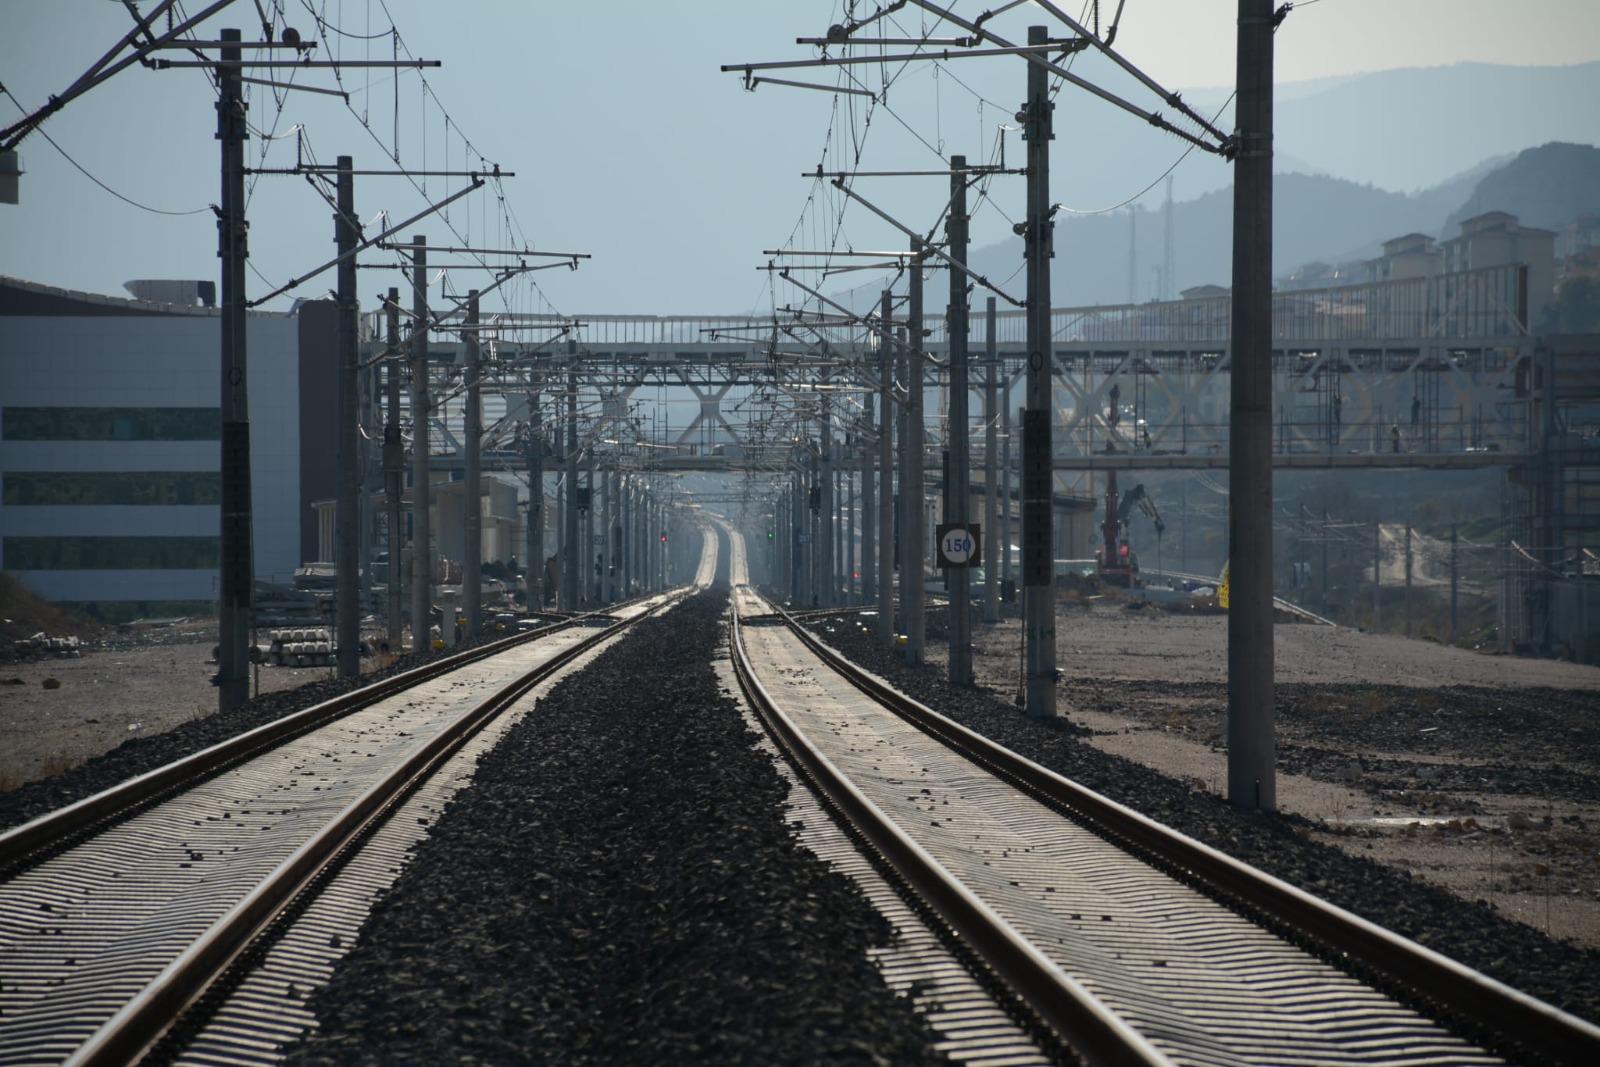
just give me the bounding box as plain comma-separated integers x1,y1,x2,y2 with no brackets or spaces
0,574,106,662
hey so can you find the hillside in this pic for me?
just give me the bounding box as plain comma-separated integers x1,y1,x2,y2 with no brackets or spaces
817,60,1600,312
832,140,1599,312
1272,62,1600,194
981,60,1600,229
1445,142,1600,233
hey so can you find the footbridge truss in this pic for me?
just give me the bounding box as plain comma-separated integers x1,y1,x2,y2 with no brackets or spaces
363,262,1544,479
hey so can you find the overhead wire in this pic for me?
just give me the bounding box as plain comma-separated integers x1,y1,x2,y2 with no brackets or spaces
1054,89,1235,215
295,0,570,331
0,85,211,216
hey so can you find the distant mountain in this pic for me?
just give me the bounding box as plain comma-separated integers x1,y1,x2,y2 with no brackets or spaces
1011,172,1443,305
998,60,1600,220
821,60,1600,313
1444,142,1600,233
830,140,1599,311
1272,63,1600,194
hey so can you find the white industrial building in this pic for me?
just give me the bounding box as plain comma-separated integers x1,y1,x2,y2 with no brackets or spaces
0,277,303,619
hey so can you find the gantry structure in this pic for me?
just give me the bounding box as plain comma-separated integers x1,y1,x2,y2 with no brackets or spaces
352,258,1596,655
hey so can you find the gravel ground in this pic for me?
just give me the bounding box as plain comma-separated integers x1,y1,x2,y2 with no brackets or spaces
808,613,1600,1028
0,634,507,833
284,589,946,1066
949,603,1600,950
0,629,367,793
1040,601,1600,690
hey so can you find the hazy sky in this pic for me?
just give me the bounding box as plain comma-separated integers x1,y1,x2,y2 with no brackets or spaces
3,1,1598,316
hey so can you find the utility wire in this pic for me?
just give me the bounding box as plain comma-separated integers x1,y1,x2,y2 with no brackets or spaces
0,85,210,216
1055,90,1235,215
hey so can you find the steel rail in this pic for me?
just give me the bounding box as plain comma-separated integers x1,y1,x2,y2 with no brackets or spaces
0,600,644,871
756,595,1600,1066
728,608,1172,1067
64,591,684,1066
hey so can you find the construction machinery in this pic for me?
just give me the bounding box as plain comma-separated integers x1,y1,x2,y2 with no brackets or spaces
1097,472,1165,588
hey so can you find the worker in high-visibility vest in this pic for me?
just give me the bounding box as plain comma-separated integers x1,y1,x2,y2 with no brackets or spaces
1218,561,1230,609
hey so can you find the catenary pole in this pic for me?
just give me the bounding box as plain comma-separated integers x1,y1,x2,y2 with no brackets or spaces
808,446,820,605
462,290,482,637
615,468,624,600
216,28,254,712
563,369,579,610
383,290,403,655
358,312,375,626
525,393,542,608
898,325,911,642
610,468,621,601
947,154,974,685
984,296,1000,624
583,451,596,603
334,155,361,677
878,290,896,645
408,235,432,650
862,387,876,609
846,459,856,603
772,492,783,591
820,400,834,606
792,470,804,602
907,240,927,665
646,484,656,592
601,463,614,602
1001,381,1013,589
1021,25,1058,717
1228,0,1277,810
620,472,631,598
837,467,846,600
655,492,665,589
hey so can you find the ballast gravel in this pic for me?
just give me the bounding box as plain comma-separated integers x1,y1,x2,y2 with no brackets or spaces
807,615,1600,1027
284,590,946,1066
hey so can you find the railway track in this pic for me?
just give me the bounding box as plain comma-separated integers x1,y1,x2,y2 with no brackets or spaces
0,532,716,1066
722,527,1600,1066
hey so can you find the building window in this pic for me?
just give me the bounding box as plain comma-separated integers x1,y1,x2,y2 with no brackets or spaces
2,407,221,441
3,536,221,570
2,472,222,506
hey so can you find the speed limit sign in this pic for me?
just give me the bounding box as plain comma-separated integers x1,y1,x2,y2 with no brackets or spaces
935,522,981,569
